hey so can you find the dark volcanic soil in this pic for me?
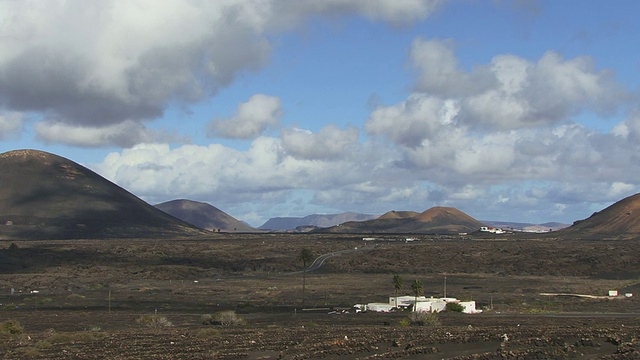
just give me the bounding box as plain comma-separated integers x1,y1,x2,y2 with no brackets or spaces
2,311,640,359
2,234,640,359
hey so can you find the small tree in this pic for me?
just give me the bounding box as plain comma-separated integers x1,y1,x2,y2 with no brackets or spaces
410,279,423,312
393,275,403,308
445,302,464,313
299,248,314,308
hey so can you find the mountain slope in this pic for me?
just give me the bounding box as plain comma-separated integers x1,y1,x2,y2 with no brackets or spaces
0,149,208,240
155,199,256,232
559,193,640,239
259,212,377,231
318,207,485,234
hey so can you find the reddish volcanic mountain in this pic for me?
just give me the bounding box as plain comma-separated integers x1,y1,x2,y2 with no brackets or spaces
559,193,640,239
318,206,485,234
0,149,208,240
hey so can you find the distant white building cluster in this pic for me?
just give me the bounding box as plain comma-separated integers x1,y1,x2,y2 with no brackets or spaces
479,226,506,234
362,237,419,242
355,296,481,314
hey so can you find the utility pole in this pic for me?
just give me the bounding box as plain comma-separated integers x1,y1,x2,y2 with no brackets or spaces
443,276,447,298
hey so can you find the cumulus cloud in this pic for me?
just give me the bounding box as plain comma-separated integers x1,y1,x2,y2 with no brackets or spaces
0,0,443,147
208,94,282,139
34,120,185,148
0,112,23,139
267,0,445,28
94,106,640,225
408,38,628,131
281,125,359,160
363,34,639,201
96,139,375,202
365,95,459,147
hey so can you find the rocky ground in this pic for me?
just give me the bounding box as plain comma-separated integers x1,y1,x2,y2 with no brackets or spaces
1,311,640,359
1,235,640,358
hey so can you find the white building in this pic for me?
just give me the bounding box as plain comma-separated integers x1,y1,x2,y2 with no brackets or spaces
480,226,506,234
386,295,481,314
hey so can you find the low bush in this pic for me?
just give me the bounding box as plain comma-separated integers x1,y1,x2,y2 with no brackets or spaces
445,302,464,313
196,328,221,339
408,311,441,327
0,319,24,336
36,329,106,349
66,293,86,300
202,311,246,326
136,315,173,329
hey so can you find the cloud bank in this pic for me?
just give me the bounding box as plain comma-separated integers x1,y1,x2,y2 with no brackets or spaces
2,1,639,226
0,0,442,147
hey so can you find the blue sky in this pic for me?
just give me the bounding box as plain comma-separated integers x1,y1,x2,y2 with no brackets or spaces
2,0,640,227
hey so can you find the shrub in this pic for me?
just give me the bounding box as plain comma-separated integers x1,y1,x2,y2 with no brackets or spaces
408,311,440,327
136,315,173,329
445,302,465,313
36,329,106,348
202,311,246,326
196,328,221,339
0,320,24,336
66,293,86,300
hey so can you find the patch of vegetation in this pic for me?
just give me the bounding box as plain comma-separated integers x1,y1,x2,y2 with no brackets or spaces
196,328,221,339
0,319,24,336
136,315,173,329
35,329,107,350
202,311,246,326
38,297,53,305
66,293,86,300
445,302,464,312
408,311,441,327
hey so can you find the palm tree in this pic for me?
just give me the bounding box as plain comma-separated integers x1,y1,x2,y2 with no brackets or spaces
410,279,423,312
392,275,403,309
299,248,314,309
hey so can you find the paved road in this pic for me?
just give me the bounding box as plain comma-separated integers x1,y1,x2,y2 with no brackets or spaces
287,244,378,275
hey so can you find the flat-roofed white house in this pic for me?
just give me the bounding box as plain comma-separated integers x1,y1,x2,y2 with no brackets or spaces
386,296,481,314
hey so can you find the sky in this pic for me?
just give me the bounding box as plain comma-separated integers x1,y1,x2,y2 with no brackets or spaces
2,0,640,227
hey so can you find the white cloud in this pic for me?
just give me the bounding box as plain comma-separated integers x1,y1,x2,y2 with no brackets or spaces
208,94,282,139
281,125,359,160
408,38,628,131
34,120,185,148
0,112,23,139
365,95,457,147
410,38,494,97
0,0,443,147
267,0,445,29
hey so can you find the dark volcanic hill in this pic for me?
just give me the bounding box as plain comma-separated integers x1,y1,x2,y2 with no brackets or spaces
259,212,377,231
0,149,208,240
558,193,640,239
155,199,257,232
317,206,485,234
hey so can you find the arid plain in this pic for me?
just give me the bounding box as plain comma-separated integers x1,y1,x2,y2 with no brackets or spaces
2,234,640,359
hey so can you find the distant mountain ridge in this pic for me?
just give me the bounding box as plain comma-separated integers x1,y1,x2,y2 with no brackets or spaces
0,149,207,240
155,199,257,232
317,207,485,234
260,212,377,231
